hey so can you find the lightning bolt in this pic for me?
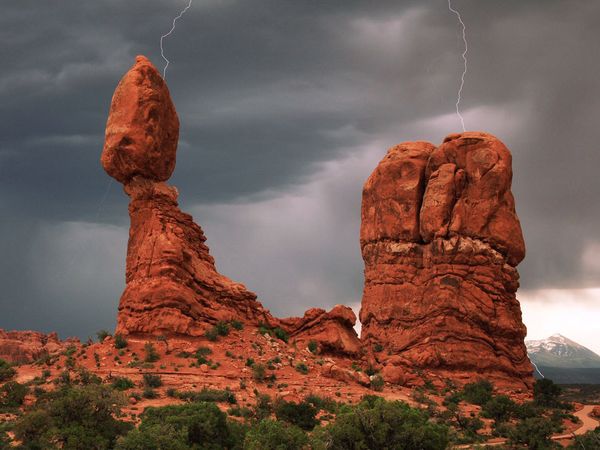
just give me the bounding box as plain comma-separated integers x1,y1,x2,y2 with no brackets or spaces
531,360,545,379
447,0,468,132
160,0,193,80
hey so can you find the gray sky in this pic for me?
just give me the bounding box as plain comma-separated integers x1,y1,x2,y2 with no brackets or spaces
1,0,599,352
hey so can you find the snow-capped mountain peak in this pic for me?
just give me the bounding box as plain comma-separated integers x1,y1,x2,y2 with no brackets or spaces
526,334,600,369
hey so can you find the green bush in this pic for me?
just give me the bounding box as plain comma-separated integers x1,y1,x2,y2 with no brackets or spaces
0,359,15,382
176,388,236,404
13,384,131,450
215,321,230,337
533,378,562,408
295,362,309,375
275,400,319,431
569,428,600,449
246,357,255,367
143,388,157,399
461,380,494,405
115,424,188,450
273,327,289,343
370,374,384,392
1,381,28,407
305,394,339,414
308,340,318,354
144,343,160,363
138,402,242,449
244,419,308,450
252,363,267,382
253,393,273,420
508,417,557,449
204,328,218,342
114,334,128,349
482,394,516,423
143,373,162,388
314,397,449,450
231,320,244,331
96,329,111,342
112,376,135,391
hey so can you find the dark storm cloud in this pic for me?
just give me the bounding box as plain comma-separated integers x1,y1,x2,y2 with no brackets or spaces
1,0,599,337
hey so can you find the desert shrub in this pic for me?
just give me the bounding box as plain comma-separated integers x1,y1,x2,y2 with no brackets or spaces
227,405,253,418
245,357,255,367
258,323,289,343
305,394,338,414
308,340,318,354
252,363,266,382
370,374,384,392
115,423,188,450
295,362,309,375
244,419,308,450
96,329,111,342
569,428,600,449
373,343,384,353
273,327,289,343
13,384,131,449
461,380,494,405
0,359,15,382
533,378,562,408
314,397,449,450
253,393,273,420
176,388,236,404
231,320,243,330
137,402,242,449
513,400,543,419
275,399,319,431
508,417,557,449
1,381,28,407
112,376,135,391
482,394,516,423
143,388,157,399
204,328,218,342
143,373,162,388
114,334,128,349
195,346,213,365
215,321,230,337
144,343,160,363
76,367,101,385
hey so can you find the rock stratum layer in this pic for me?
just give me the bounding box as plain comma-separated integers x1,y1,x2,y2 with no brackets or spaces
101,56,360,355
360,132,533,390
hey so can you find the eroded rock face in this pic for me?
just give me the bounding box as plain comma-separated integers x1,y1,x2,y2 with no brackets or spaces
0,330,66,364
360,132,533,390
280,305,361,356
104,56,358,349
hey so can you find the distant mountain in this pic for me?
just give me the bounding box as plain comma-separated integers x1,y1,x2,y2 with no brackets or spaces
526,334,600,384
526,334,600,369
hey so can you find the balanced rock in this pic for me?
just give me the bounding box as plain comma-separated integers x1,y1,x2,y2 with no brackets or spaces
103,57,274,336
103,56,358,348
102,55,179,184
360,132,533,390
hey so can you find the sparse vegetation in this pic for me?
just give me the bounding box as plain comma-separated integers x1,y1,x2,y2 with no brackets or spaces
111,376,135,391
0,359,16,382
142,373,162,388
96,329,111,342
143,342,160,363
307,340,318,354
295,362,309,374
114,333,128,349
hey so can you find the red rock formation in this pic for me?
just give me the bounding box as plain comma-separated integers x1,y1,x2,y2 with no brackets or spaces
0,329,67,364
281,305,361,356
360,132,533,391
102,56,359,352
